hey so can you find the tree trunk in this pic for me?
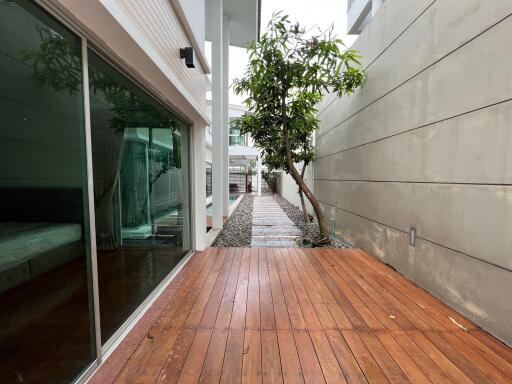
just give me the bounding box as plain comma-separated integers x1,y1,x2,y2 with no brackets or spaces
299,162,310,224
281,94,330,241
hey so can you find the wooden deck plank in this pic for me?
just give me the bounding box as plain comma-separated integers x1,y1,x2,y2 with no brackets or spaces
310,249,384,330
277,329,304,384
441,331,511,384
220,329,245,384
391,331,453,384
133,249,223,384
198,248,237,329
469,330,512,365
199,329,229,384
303,249,368,330
91,247,512,384
309,330,347,384
111,250,214,384
157,249,234,383
352,249,477,331
259,248,276,330
230,248,251,329
156,328,197,383
261,330,284,383
458,331,512,378
359,331,410,384
342,249,449,331
220,248,252,384
342,330,390,384
177,328,213,384
179,248,239,383
281,248,323,330
323,249,411,331
198,248,243,383
242,329,263,383
274,249,308,330
325,330,367,384
214,248,243,329
336,249,432,331
294,249,353,330
375,331,431,384
406,330,474,384
289,249,337,331
422,330,494,384
246,248,261,330
294,330,327,384
266,249,292,330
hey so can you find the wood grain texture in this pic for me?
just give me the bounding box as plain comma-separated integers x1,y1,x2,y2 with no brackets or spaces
90,248,512,384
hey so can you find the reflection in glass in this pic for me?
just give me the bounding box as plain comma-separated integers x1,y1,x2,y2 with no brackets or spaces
229,119,246,146
88,51,191,344
206,161,212,198
0,1,95,383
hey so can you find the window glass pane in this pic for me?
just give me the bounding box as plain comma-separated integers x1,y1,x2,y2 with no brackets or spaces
0,1,96,382
205,161,212,198
88,51,191,344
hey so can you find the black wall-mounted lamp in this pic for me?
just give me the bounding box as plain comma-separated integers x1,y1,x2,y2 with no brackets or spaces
180,47,195,68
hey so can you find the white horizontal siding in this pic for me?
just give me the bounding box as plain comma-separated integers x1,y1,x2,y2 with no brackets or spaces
116,0,207,112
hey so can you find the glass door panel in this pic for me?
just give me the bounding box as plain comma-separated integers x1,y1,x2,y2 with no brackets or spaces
0,1,96,383
88,51,191,345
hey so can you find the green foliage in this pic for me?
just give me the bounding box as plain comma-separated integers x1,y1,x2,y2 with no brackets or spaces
21,30,174,134
233,12,366,173
20,26,184,181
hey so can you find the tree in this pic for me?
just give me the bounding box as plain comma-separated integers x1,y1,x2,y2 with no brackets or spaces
233,13,366,243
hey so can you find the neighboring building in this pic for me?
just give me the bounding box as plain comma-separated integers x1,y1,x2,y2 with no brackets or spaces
316,0,512,345
0,0,258,383
226,104,261,195
205,102,261,226
347,0,384,34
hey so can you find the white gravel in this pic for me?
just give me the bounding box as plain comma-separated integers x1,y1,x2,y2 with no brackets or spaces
274,195,351,248
213,194,253,247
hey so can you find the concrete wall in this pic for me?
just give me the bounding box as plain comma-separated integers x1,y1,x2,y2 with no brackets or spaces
279,165,315,216
315,0,512,345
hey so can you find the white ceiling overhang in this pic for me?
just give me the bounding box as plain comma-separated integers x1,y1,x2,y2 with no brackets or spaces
205,0,260,48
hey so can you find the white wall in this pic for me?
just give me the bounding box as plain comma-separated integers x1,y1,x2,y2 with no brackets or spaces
177,0,205,56
315,0,512,345
109,0,208,112
279,164,314,216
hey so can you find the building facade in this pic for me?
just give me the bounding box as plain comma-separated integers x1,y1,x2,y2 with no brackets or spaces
205,103,261,228
315,0,512,345
0,0,257,382
347,0,384,34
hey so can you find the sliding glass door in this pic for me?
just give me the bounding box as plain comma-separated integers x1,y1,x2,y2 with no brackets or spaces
87,51,191,345
0,2,193,382
0,1,96,382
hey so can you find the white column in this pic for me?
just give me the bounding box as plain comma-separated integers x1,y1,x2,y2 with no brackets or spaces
222,14,230,216
257,154,262,196
191,122,206,250
372,0,384,15
211,0,224,229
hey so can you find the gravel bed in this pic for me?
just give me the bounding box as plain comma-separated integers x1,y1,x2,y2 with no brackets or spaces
274,195,351,248
213,194,253,247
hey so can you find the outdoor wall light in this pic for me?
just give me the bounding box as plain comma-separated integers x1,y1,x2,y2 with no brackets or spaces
410,227,416,246
180,47,195,68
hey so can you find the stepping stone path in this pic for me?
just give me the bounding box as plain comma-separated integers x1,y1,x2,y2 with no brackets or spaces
251,195,302,247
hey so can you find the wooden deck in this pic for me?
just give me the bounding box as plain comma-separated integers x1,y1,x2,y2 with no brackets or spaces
90,247,512,384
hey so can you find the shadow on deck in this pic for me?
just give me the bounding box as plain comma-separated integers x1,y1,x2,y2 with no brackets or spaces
89,247,512,384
